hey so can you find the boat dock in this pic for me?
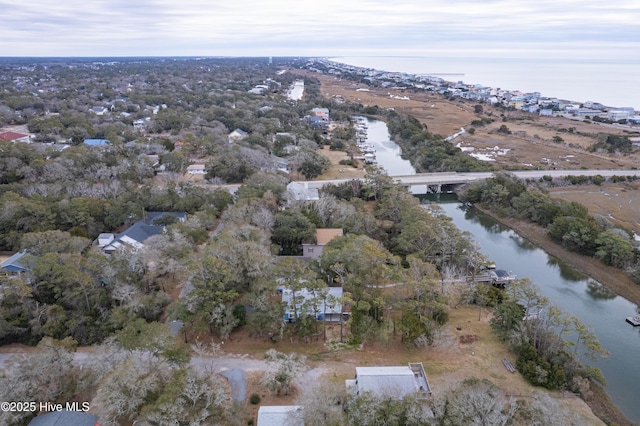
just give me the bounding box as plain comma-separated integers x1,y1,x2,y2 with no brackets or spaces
626,316,640,326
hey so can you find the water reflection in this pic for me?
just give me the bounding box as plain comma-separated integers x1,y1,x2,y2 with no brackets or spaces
546,257,588,282
586,279,618,300
437,202,640,423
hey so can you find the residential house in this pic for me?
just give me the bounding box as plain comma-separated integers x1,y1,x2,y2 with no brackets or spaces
83,139,110,146
286,181,320,203
102,221,165,253
608,108,635,121
186,164,206,174
28,409,99,426
310,107,329,121
228,128,249,144
0,251,28,274
133,118,148,130
346,363,431,399
145,211,187,224
101,212,186,253
256,406,304,426
302,228,343,259
248,84,269,95
281,286,344,322
97,233,115,248
271,156,290,174
0,131,31,143
90,106,109,115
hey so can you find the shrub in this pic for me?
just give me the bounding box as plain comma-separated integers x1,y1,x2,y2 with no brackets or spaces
249,393,261,405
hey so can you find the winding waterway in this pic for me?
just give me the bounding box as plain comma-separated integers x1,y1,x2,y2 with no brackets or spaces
439,203,640,423
365,117,640,423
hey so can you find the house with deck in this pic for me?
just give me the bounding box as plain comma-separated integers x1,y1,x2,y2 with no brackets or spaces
281,286,344,322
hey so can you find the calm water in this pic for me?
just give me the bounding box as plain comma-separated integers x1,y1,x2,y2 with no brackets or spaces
331,56,640,111
438,202,640,424
362,118,415,176
370,116,640,422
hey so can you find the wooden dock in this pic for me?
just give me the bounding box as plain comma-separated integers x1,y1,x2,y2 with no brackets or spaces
626,316,640,326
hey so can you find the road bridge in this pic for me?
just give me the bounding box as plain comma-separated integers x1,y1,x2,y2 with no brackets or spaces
216,169,640,194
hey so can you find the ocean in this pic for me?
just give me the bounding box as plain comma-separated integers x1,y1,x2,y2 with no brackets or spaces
329,56,640,111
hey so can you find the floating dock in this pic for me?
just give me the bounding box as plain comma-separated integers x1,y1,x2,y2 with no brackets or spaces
625,316,640,326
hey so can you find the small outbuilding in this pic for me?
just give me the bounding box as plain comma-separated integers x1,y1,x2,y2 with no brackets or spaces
257,405,303,426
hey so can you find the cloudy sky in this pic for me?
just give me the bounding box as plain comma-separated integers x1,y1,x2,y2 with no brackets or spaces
2,0,639,58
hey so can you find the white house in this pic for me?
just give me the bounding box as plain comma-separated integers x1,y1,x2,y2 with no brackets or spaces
608,109,632,121
186,164,206,174
228,128,249,144
97,233,115,247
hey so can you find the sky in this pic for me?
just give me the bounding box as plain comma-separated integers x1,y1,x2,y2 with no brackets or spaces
1,0,639,59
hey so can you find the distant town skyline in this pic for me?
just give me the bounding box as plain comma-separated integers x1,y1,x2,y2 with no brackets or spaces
2,0,639,59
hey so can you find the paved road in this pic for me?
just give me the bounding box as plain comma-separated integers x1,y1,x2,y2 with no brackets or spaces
1,351,324,401
214,169,640,194
221,368,246,402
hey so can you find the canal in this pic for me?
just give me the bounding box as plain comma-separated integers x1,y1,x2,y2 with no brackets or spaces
364,117,640,423
439,202,640,424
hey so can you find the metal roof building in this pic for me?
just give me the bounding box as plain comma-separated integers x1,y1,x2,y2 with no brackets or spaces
346,363,431,399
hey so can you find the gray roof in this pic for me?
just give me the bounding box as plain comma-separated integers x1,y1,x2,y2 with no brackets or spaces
28,410,98,426
355,366,418,398
118,221,163,244
257,406,304,426
104,221,163,251
0,251,28,273
287,182,319,201
145,211,187,224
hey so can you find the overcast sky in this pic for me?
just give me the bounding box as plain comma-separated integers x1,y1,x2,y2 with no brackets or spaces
2,0,639,59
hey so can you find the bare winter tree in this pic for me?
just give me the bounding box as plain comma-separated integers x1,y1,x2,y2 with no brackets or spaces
260,349,308,396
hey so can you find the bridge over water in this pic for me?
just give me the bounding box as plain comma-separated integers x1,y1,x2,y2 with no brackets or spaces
303,169,640,194
218,169,640,194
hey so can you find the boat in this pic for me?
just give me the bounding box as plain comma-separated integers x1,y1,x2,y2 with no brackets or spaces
625,316,640,326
